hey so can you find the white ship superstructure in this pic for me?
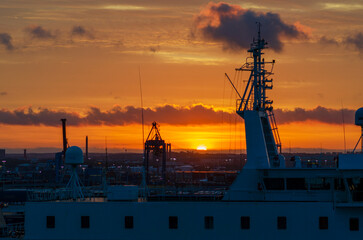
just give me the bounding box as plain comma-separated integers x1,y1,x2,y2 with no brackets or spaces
24,28,363,240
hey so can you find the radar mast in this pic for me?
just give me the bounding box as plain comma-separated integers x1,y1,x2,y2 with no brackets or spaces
236,23,282,168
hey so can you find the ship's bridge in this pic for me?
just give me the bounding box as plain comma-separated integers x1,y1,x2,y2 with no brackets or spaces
224,164,363,206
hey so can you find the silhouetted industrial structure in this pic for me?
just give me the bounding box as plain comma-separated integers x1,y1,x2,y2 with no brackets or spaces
144,122,170,184
85,136,88,162
61,119,68,158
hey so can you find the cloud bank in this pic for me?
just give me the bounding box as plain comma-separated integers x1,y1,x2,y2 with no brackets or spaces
274,106,354,125
0,105,356,127
193,2,309,52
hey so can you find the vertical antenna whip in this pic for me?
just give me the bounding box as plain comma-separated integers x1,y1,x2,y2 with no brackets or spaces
341,100,347,153
102,136,108,193
257,22,261,41
105,136,108,168
139,65,147,200
139,66,145,146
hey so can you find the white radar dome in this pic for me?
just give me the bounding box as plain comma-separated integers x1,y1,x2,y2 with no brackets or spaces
355,108,363,126
65,146,84,165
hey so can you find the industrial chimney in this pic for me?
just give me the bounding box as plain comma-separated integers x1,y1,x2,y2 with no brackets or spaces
24,149,27,161
85,136,88,162
61,119,68,157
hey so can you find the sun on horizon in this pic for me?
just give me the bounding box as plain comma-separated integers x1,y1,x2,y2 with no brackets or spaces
196,145,207,151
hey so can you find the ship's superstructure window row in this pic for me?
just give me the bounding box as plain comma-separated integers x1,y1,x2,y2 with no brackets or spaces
44,215,362,232
286,178,306,190
262,177,350,191
263,178,284,190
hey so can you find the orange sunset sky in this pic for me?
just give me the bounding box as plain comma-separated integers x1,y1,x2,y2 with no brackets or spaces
0,0,362,153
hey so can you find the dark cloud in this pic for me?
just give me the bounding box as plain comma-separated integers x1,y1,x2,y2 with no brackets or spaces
319,36,339,46
0,105,356,127
71,25,94,39
149,45,160,53
0,92,7,96
344,32,363,54
0,33,14,51
319,32,363,54
25,25,55,39
274,106,355,125
193,2,309,52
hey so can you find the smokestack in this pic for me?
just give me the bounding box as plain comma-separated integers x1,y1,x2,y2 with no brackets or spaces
24,149,27,161
61,119,67,157
85,136,88,162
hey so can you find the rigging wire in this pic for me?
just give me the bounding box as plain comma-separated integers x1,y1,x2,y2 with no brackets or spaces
228,70,238,153
220,74,226,161
341,100,347,153
234,71,239,155
239,69,244,155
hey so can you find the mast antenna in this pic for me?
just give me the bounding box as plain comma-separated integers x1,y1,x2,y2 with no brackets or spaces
105,136,108,168
257,22,261,41
139,65,148,200
235,24,282,168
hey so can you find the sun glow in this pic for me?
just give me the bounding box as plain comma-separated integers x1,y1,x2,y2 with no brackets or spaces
196,145,207,151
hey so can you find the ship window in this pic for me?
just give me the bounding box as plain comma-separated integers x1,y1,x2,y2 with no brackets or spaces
334,178,345,191
125,216,134,229
286,178,307,190
240,216,250,229
319,217,328,230
350,218,359,231
277,216,286,230
204,216,214,229
347,178,363,201
46,216,55,229
169,216,178,229
81,216,90,229
264,178,284,190
310,178,330,190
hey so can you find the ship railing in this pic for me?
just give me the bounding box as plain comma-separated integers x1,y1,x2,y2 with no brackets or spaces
236,99,253,113
27,187,101,201
300,159,337,168
144,186,226,200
